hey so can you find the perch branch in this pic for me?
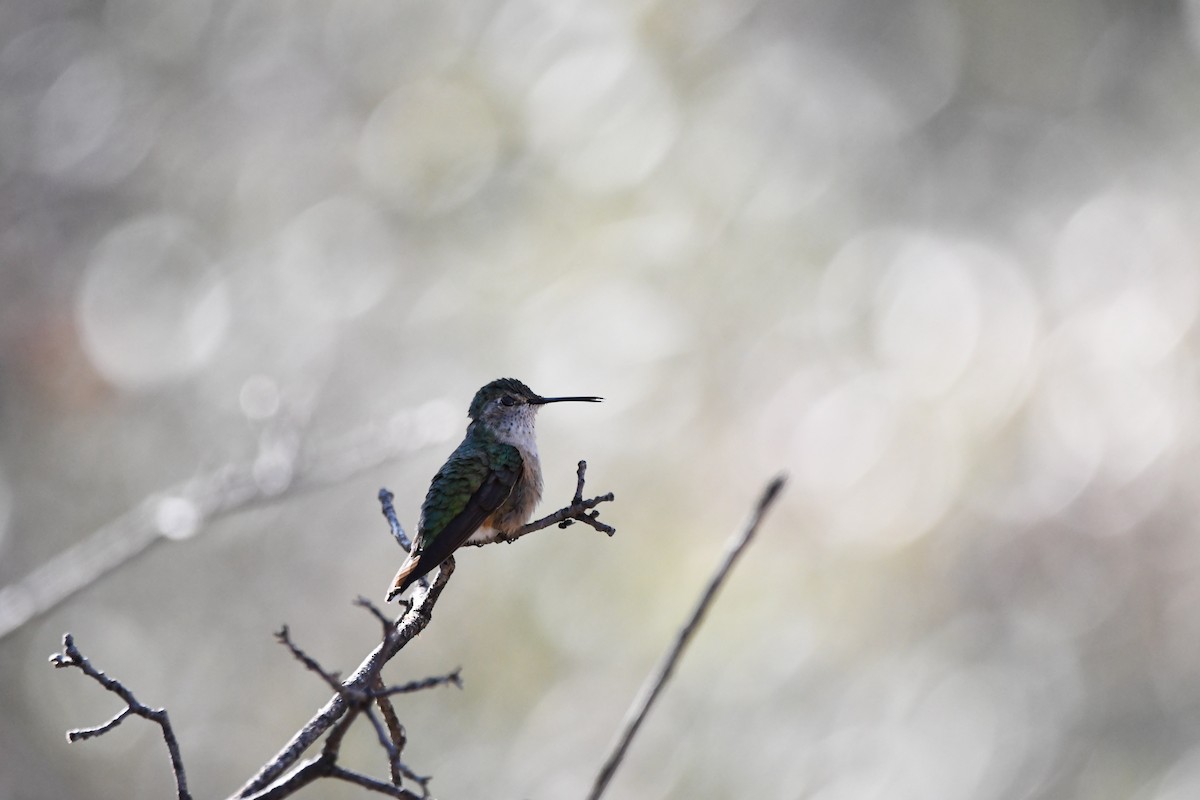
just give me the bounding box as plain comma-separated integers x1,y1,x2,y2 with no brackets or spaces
233,568,455,799
378,488,413,552
236,464,612,798
587,475,787,800
50,633,193,800
473,461,616,546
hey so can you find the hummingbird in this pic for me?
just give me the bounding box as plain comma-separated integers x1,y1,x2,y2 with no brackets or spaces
386,378,601,601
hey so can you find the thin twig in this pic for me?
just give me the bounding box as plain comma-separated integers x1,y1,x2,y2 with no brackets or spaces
356,595,398,634
380,487,431,591
275,626,346,694
472,461,616,545
587,475,787,800
370,670,440,795
50,634,194,800
360,706,401,772
378,489,413,552
371,674,408,787
373,670,463,697
327,764,422,797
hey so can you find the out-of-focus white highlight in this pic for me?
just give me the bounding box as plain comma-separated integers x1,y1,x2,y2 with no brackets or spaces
271,196,396,321
1051,192,1198,367
239,375,281,420
526,43,678,192
792,373,963,550
32,48,156,186
872,238,981,397
35,54,122,176
981,191,1196,526
358,80,499,214
796,377,895,495
677,45,840,218
795,229,1043,549
154,496,200,541
77,215,230,389
820,229,1037,425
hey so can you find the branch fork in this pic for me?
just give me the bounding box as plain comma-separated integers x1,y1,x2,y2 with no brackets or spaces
496,460,616,543
50,634,193,800
52,460,629,800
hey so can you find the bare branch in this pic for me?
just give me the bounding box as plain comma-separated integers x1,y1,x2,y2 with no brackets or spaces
373,669,463,697
70,706,134,740
369,671,438,795
232,557,455,799
469,460,617,546
378,488,413,552
356,595,401,636
370,674,409,788
249,602,456,799
50,634,193,800
360,706,403,778
249,711,368,800
275,626,345,695
587,475,787,800
327,764,423,798
245,707,424,800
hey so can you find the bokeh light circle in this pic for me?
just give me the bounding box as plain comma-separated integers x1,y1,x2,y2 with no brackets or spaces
271,195,397,321
526,42,679,193
77,214,230,389
358,80,500,215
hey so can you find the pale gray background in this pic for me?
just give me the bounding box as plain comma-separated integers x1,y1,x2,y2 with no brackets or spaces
3,0,1200,798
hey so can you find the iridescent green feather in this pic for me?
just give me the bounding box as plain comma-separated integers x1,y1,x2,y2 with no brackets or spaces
416,429,522,548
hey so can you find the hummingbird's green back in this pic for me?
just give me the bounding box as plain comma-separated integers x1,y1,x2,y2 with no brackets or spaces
417,424,523,547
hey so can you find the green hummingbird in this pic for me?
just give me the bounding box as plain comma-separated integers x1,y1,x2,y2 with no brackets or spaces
386,378,601,601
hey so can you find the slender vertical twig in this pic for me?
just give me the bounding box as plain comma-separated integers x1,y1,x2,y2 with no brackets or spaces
587,475,787,800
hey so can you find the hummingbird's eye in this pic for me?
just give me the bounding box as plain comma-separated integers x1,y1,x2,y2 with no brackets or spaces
500,395,517,407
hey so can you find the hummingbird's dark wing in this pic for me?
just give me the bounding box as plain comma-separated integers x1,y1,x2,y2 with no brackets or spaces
387,443,523,599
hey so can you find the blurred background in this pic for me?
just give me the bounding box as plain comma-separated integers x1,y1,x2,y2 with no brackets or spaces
3,0,1200,797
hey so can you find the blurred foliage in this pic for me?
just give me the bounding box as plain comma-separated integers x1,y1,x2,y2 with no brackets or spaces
4,0,1200,798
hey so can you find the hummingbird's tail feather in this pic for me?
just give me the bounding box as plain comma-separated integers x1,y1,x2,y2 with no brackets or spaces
385,553,422,602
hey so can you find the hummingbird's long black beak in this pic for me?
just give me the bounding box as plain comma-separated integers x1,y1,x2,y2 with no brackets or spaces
531,395,602,405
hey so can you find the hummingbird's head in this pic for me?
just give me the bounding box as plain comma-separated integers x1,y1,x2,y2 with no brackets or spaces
468,378,601,423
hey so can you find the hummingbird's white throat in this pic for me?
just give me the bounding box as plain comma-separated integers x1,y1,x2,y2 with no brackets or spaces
489,403,540,455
